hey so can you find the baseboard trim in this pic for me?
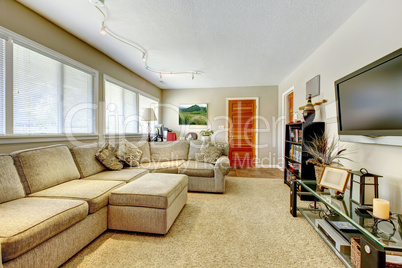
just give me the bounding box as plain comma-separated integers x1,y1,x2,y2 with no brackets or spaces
253,164,282,169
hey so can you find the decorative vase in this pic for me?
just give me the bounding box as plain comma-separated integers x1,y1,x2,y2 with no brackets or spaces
303,94,315,122
201,135,211,142
314,165,324,184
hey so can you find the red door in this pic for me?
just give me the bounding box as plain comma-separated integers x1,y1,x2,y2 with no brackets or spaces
228,100,256,167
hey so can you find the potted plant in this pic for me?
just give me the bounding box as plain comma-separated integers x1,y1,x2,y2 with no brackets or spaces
305,134,352,184
199,129,214,142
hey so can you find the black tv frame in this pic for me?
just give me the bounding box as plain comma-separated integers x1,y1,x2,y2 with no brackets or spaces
335,47,402,137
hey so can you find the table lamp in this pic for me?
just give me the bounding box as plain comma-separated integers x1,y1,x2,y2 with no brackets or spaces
142,108,157,142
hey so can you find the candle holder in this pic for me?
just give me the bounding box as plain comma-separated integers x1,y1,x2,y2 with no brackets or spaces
368,211,397,240
373,217,396,231
372,217,396,241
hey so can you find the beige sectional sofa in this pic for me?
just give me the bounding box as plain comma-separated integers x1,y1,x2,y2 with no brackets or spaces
71,140,230,193
0,140,230,267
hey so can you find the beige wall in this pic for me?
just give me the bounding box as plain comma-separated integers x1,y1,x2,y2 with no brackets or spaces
278,0,402,212
162,86,279,167
0,0,161,153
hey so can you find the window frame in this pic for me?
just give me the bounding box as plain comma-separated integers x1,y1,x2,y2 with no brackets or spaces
0,26,99,144
103,74,159,139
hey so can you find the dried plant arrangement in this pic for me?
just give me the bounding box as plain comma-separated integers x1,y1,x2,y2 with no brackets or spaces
305,134,352,167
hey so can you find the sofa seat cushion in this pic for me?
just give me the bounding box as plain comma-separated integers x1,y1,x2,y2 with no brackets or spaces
70,143,106,178
82,168,148,182
0,197,88,262
28,180,124,214
109,173,188,209
138,160,184,173
0,155,26,203
178,160,215,177
11,145,81,194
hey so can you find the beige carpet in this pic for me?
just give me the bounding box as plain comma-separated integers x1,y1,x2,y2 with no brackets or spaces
63,177,342,267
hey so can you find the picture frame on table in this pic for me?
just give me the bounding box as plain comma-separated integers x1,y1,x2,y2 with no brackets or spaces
319,166,351,194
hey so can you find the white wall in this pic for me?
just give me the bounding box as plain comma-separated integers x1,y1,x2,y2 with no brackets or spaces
163,86,279,167
278,0,402,212
0,0,161,153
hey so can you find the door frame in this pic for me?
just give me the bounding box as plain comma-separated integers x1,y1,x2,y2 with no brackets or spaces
279,86,294,171
226,97,259,165
282,86,294,124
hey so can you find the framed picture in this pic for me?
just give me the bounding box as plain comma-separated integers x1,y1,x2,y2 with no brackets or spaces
306,75,320,99
319,166,351,193
179,104,208,125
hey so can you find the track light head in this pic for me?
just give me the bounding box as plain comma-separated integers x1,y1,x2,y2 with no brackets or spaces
89,0,105,7
100,26,107,35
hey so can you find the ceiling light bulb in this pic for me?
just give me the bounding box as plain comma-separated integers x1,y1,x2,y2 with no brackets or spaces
142,53,146,62
192,73,195,80
89,0,105,7
100,26,107,35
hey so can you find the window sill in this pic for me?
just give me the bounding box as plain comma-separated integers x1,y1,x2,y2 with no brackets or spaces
103,133,146,140
0,134,99,145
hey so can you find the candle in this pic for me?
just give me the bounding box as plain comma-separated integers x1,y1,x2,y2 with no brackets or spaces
373,199,390,219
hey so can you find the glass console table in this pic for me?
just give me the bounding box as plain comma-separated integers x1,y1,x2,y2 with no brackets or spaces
290,179,402,268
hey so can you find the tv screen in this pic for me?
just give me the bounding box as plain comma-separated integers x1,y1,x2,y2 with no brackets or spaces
335,48,402,137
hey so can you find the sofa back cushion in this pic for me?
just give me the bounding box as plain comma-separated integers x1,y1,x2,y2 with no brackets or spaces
150,140,189,162
11,145,80,194
188,140,203,160
188,141,229,160
0,155,25,203
71,143,106,177
132,141,151,163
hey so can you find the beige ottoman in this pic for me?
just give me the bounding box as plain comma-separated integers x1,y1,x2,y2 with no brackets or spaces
108,173,188,235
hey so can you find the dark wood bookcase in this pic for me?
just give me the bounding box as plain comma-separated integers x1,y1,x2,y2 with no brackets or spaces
284,122,325,200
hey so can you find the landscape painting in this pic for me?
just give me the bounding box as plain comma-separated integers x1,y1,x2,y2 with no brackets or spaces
179,104,208,125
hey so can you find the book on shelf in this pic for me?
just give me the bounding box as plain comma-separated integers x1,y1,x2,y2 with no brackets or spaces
288,162,301,176
289,144,302,162
289,128,303,143
286,169,297,183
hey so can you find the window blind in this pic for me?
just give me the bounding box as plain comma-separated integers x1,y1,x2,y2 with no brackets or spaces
139,95,159,134
13,44,94,134
0,38,5,135
105,80,138,134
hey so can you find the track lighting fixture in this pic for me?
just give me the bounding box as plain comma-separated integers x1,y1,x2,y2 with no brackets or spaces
88,0,104,8
89,1,201,80
99,22,107,35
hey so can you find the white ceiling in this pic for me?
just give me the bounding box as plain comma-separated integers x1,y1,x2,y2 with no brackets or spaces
17,0,367,90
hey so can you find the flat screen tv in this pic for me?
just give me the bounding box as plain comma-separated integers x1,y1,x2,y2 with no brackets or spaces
335,47,402,139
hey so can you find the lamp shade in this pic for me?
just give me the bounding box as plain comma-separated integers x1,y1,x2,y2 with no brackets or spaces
142,108,157,122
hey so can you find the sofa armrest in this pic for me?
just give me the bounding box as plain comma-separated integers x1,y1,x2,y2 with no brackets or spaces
214,156,230,175
213,156,230,193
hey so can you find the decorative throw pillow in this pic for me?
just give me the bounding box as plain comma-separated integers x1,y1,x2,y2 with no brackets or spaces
214,142,229,156
115,139,143,167
195,142,223,164
95,142,123,171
